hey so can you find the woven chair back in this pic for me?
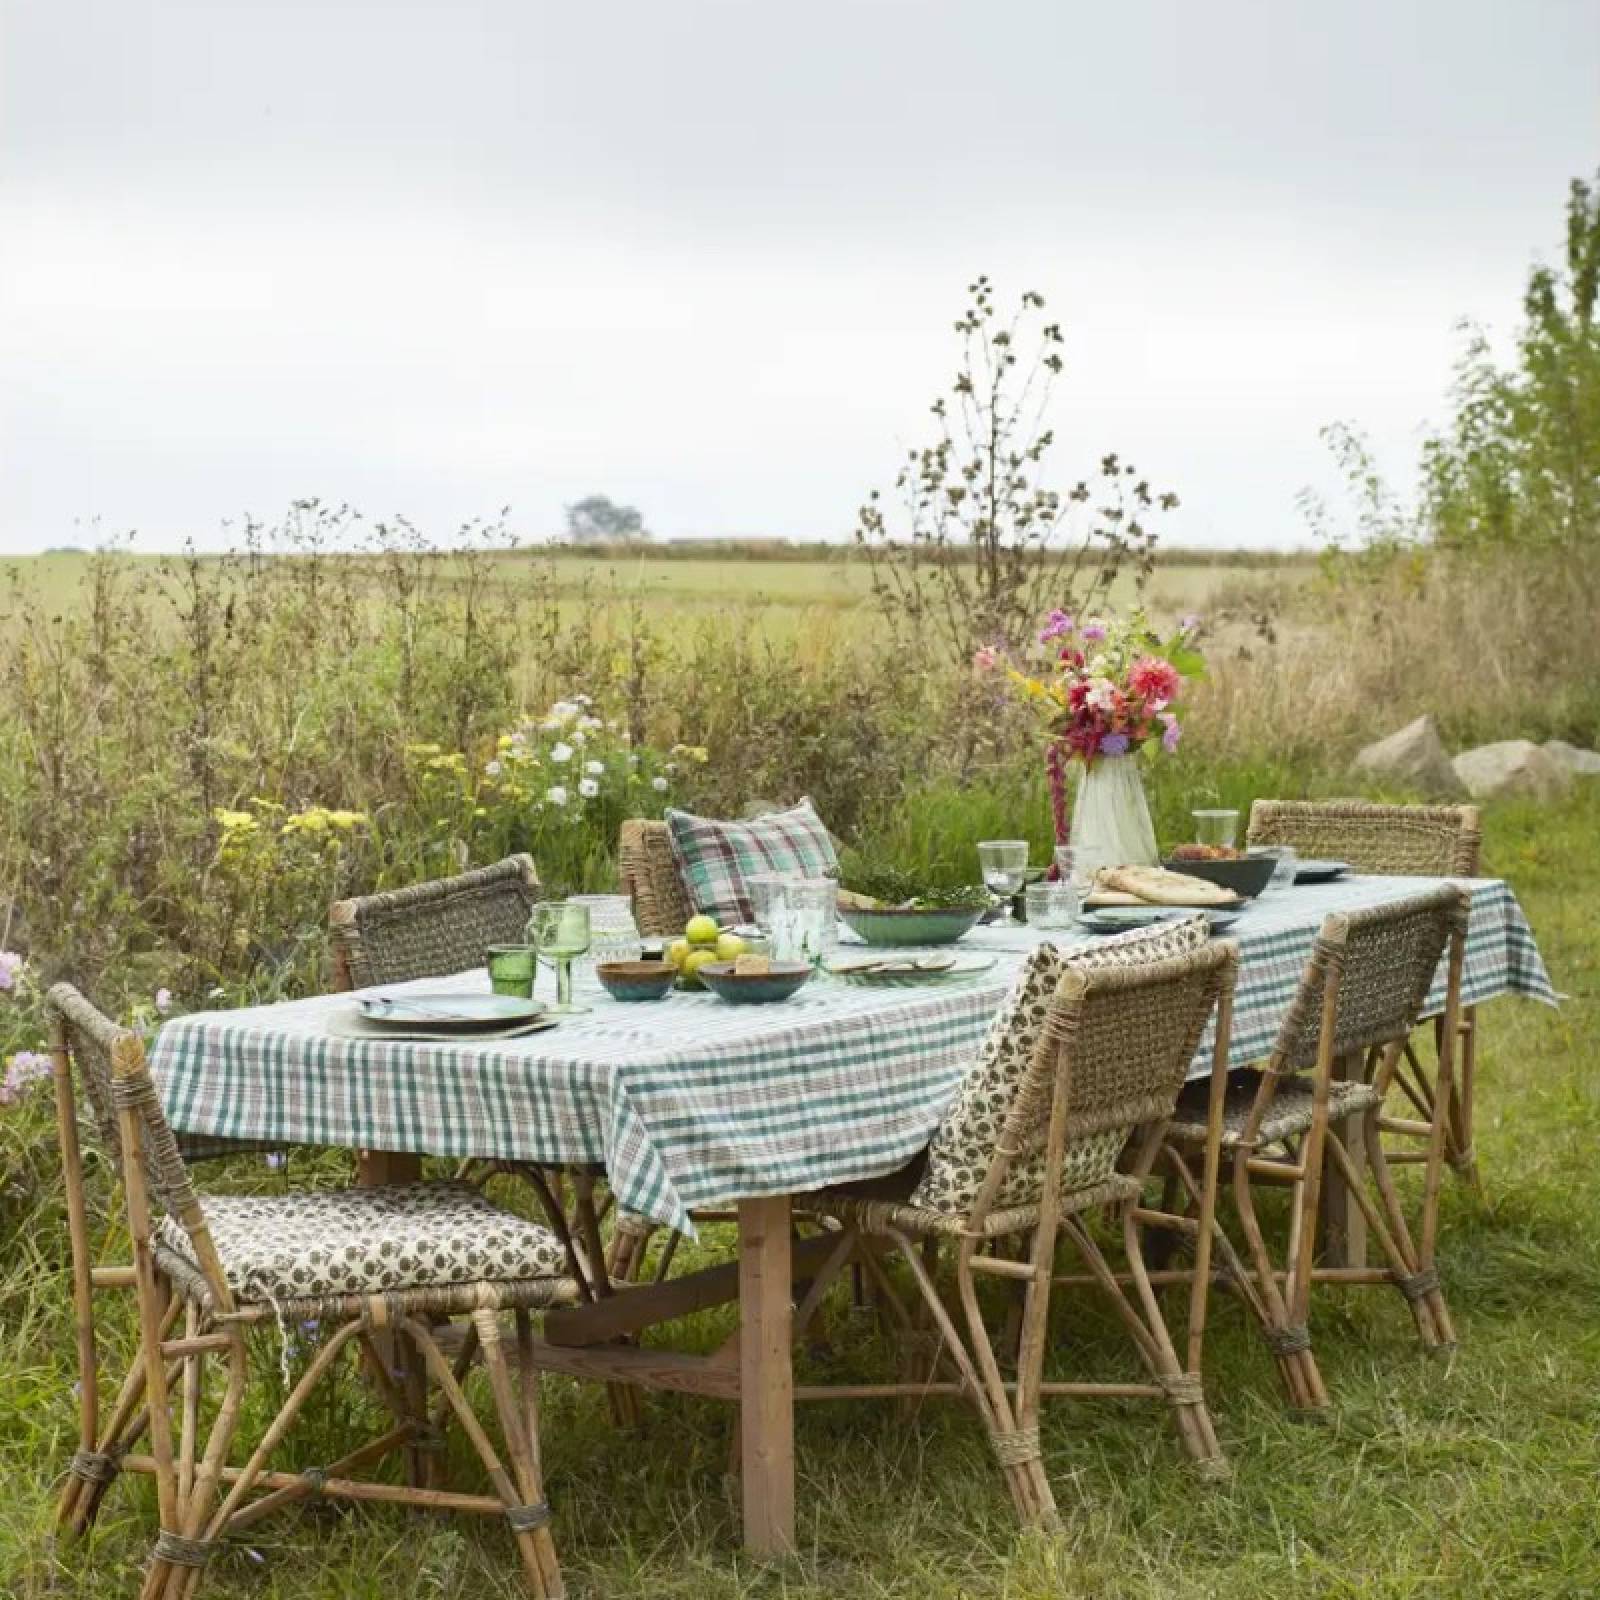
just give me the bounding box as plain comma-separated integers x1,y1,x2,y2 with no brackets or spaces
1271,886,1470,1074
329,855,542,991
617,819,693,937
47,983,203,1220
1246,800,1481,877
991,943,1236,1214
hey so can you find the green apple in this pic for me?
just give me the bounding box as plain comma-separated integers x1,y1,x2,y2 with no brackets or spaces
715,932,747,961
666,938,690,969
684,914,720,946
680,947,720,988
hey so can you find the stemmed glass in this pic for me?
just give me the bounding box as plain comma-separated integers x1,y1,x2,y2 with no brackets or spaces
528,900,591,1013
977,840,1029,924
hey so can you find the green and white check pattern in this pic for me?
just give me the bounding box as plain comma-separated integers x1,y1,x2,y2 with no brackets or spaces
149,876,1554,1233
665,798,838,926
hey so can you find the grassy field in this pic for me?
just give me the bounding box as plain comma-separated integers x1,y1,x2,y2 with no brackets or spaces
2,784,1596,1600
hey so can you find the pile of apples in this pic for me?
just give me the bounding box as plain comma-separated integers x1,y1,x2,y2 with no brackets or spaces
667,915,747,988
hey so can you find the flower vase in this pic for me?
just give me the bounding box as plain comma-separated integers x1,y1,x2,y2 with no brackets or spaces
1071,754,1158,876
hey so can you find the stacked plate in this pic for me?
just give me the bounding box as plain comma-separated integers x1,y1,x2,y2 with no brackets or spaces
825,953,998,987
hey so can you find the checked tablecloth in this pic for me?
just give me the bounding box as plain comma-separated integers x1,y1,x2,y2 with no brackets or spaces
149,875,1555,1233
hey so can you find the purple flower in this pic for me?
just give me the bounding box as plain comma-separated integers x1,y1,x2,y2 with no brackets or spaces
154,988,172,1015
1180,613,1202,634
0,951,22,992
1081,618,1108,642
1,1049,51,1105
1098,733,1131,756
1037,609,1074,644
263,1151,286,1171
1159,712,1182,754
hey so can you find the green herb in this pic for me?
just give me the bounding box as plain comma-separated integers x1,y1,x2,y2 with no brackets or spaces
840,859,989,910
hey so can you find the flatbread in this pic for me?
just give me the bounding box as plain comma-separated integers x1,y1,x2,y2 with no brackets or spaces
1099,865,1240,907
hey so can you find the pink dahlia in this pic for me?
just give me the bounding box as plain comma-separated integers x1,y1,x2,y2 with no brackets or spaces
1128,655,1182,708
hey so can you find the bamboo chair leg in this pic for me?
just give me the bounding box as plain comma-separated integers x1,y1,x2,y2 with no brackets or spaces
162,1333,248,1600
1117,1208,1227,1475
475,1311,564,1600
404,1318,563,1599
1362,1110,1456,1350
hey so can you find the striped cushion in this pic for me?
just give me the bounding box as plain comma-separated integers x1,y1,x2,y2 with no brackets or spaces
664,799,838,926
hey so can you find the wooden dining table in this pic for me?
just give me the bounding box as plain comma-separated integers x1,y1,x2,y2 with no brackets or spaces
148,873,1555,1554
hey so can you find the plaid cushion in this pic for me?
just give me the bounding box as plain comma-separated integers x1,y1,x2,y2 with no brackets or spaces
664,799,839,927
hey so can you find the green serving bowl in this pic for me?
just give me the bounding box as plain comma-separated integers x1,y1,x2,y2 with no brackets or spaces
837,904,985,947
595,961,677,1002
697,961,813,1004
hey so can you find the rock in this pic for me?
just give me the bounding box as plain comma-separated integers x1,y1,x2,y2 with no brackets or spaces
1452,740,1573,802
1353,715,1467,799
1544,739,1600,777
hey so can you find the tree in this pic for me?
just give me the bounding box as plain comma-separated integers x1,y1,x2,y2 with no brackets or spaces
565,495,648,544
1421,171,1600,550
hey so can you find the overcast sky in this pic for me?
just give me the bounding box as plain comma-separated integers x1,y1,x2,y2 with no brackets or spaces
3,2,1596,554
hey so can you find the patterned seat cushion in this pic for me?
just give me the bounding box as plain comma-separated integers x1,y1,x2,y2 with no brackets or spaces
158,1181,569,1307
664,799,838,926
907,917,1211,1218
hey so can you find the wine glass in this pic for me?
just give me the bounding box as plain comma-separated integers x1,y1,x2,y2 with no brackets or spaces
528,900,591,1013
977,840,1029,924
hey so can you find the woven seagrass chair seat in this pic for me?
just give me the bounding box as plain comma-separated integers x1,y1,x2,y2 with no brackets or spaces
153,1180,578,1315
1167,1070,1382,1148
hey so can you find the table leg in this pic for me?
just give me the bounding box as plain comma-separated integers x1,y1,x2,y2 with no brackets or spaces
738,1195,794,1556
1319,1051,1368,1268
358,1151,429,1484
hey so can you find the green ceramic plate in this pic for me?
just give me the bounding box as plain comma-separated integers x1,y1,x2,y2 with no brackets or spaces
837,905,984,947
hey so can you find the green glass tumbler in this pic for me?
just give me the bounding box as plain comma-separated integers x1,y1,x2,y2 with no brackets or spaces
486,944,537,999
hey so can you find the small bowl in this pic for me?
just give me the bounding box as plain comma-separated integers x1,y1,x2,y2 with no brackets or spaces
596,961,678,1002
1162,855,1275,899
697,961,813,1004
837,905,984,947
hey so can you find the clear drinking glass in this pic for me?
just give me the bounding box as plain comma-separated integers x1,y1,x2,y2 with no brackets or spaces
768,878,837,967
528,900,591,1013
1246,844,1299,898
570,893,641,970
746,872,793,937
1192,809,1240,850
1024,880,1079,930
977,840,1030,924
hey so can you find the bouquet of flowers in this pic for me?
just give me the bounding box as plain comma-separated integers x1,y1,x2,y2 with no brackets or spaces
978,607,1203,847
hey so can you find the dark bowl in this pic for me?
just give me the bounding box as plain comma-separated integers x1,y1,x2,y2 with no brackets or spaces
1163,855,1275,899
697,961,813,1004
596,961,678,1002
837,904,985,947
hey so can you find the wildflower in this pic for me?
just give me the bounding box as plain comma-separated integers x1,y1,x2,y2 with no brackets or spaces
1128,656,1182,709
549,742,573,765
154,988,172,1015
1180,613,1202,634
578,778,599,799
688,746,710,763
972,646,999,671
1098,732,1131,757
570,729,587,746
1160,713,1182,753
546,785,569,807
485,759,503,779
652,776,669,793
1037,609,1074,644
578,714,603,732
2,1050,52,1104
213,808,258,833
264,1152,286,1171
584,759,604,777
1081,617,1108,642
0,950,22,992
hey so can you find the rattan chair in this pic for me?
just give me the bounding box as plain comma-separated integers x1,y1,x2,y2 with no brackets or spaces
48,983,574,1599
329,854,544,991
1162,886,1470,1414
616,819,691,940
1247,800,1483,1188
795,939,1240,1527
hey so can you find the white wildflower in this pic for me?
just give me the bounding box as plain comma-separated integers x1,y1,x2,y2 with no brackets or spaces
546,785,569,807
578,778,600,799
549,742,573,765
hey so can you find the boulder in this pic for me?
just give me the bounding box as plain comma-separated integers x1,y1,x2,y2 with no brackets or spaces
1544,739,1600,777
1353,714,1466,799
1452,740,1573,803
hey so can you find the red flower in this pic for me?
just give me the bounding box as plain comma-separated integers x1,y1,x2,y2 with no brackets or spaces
1128,655,1182,708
